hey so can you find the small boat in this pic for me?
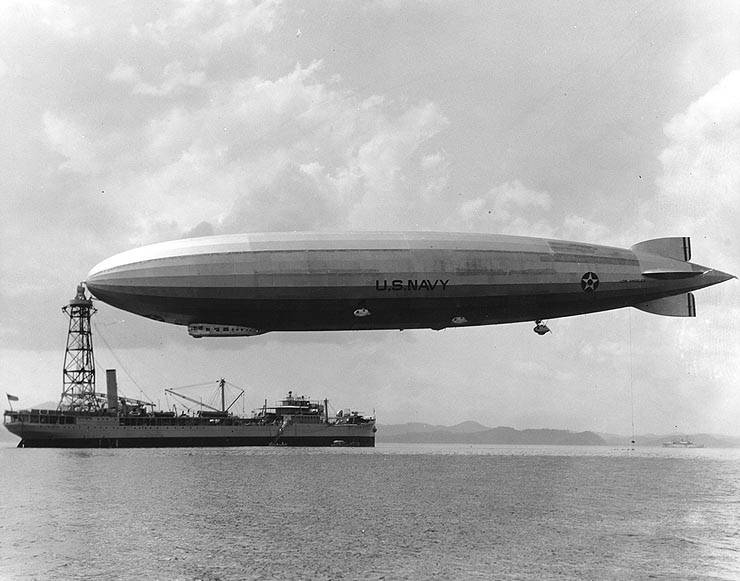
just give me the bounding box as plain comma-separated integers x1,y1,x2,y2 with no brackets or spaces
662,438,703,448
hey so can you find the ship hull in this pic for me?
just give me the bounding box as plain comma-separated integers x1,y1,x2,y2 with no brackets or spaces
14,435,375,448
4,415,375,448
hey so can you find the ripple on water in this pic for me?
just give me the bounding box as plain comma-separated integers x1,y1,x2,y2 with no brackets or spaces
1,445,738,580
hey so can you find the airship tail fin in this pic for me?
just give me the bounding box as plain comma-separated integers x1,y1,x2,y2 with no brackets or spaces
633,292,696,317
631,237,691,261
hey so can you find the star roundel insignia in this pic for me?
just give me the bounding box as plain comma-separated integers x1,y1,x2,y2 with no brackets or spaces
581,272,599,292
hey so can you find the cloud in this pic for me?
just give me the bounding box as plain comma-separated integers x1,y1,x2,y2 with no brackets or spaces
344,101,449,229
222,163,335,232
143,0,281,55
679,3,740,93
0,1,93,40
655,69,740,269
42,111,98,173
448,180,555,236
108,62,138,84
213,95,449,233
560,214,612,243
37,1,92,38
184,221,216,238
100,60,450,240
109,61,206,96
447,179,615,243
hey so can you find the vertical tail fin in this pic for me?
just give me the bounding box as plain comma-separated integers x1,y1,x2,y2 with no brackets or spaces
631,237,691,261
633,292,696,317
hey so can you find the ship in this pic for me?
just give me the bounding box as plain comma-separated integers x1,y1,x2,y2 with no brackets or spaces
2,286,375,448
3,382,376,448
661,438,703,448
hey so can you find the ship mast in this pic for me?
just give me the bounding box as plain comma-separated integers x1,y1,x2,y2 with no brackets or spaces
58,283,99,411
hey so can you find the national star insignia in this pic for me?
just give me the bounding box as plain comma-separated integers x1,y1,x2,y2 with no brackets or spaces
581,272,599,292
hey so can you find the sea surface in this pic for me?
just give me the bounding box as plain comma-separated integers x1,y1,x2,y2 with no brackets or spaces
0,443,738,580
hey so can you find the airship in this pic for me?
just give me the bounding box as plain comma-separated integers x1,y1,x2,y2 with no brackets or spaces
85,232,734,338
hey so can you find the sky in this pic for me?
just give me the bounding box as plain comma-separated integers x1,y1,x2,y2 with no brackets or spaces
1,0,738,436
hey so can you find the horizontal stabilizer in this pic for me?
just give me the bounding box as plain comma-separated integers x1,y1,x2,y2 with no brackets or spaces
631,237,691,261
633,292,696,317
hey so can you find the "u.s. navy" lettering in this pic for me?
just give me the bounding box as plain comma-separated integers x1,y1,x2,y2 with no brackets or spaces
375,279,450,291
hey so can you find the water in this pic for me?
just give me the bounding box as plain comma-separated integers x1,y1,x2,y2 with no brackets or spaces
0,444,738,580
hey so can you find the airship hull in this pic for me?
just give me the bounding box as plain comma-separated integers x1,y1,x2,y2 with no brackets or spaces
86,232,732,334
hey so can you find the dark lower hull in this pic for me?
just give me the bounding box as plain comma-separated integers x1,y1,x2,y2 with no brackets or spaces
16,435,375,448
90,285,675,331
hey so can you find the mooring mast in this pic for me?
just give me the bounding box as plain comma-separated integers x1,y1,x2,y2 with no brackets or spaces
58,283,99,411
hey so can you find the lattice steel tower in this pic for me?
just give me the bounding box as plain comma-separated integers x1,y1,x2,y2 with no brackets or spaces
59,283,99,411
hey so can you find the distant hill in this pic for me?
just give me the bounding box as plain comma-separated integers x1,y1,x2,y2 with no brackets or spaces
377,423,605,445
378,424,740,447
379,421,490,437
447,421,491,434
595,432,631,446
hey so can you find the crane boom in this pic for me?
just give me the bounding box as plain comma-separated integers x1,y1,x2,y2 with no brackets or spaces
165,388,221,413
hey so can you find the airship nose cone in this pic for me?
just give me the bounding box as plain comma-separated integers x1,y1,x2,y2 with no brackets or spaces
85,261,110,295
87,263,103,281
86,253,132,299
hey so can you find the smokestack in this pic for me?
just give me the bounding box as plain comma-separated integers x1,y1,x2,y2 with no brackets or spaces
106,369,118,414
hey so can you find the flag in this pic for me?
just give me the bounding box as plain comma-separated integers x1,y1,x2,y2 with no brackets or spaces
6,394,18,402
